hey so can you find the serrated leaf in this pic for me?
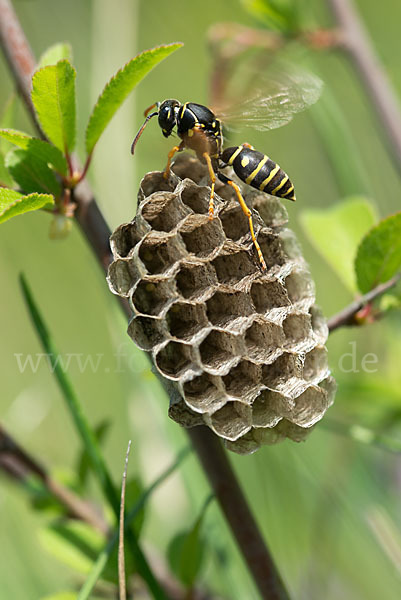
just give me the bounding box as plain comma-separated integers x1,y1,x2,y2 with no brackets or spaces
39,521,103,576
0,128,67,175
31,60,76,153
38,42,72,68
85,42,183,155
5,148,62,197
301,197,377,293
0,188,54,224
355,212,401,293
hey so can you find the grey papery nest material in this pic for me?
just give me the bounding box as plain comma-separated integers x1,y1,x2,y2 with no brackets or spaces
107,154,336,454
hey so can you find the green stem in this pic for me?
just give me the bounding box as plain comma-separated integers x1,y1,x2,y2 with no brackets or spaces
19,273,168,600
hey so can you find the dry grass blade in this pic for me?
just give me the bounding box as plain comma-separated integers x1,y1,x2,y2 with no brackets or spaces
119,440,132,600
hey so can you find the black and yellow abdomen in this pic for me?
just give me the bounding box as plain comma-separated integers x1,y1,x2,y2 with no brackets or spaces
220,146,295,201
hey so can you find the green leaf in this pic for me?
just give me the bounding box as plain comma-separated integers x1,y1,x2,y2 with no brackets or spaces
77,420,111,489
39,521,103,575
240,0,298,32
85,42,183,155
124,477,146,537
0,151,14,187
167,494,213,588
0,94,17,154
355,212,401,293
31,60,76,153
38,42,73,68
5,148,62,197
0,128,67,175
0,188,54,224
301,197,377,293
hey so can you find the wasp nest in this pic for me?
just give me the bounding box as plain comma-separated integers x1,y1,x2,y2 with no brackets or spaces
108,155,335,454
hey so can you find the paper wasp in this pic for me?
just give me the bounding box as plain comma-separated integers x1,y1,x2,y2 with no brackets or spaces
131,72,322,270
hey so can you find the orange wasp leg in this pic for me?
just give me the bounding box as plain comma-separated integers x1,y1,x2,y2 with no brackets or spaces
202,152,216,220
163,142,184,180
219,173,266,271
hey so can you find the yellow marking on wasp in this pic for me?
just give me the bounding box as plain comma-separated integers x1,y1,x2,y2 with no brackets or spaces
212,121,216,127
241,156,250,167
282,184,294,198
188,129,194,137
271,175,288,195
259,165,280,191
245,155,268,185
227,146,243,165
180,103,187,118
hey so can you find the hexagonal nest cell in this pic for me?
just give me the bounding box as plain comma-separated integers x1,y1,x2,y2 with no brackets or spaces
107,154,336,454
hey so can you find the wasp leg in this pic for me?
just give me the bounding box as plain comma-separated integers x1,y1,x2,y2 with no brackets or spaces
218,173,266,271
202,152,216,220
163,142,184,180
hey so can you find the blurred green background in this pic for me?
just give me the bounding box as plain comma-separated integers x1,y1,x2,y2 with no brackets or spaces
1,0,401,598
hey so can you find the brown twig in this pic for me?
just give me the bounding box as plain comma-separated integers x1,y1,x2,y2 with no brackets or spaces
0,1,289,598
0,424,109,535
328,0,401,177
327,272,401,332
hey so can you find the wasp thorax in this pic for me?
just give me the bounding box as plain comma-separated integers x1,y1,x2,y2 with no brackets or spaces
107,154,335,454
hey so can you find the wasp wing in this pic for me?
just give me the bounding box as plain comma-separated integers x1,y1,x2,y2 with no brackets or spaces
215,68,323,133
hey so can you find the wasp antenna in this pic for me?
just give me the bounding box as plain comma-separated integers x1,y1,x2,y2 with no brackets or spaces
130,111,158,155
144,102,158,117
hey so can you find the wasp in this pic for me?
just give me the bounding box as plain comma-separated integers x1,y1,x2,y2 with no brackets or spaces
131,74,322,270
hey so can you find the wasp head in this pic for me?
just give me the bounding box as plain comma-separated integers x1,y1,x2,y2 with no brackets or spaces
158,99,180,137
131,99,181,155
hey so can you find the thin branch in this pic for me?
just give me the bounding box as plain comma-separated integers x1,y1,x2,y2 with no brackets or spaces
0,0,41,130
328,0,401,177
0,2,290,598
327,272,401,332
0,424,109,535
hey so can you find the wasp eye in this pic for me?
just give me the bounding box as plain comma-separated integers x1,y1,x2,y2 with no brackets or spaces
158,102,177,136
